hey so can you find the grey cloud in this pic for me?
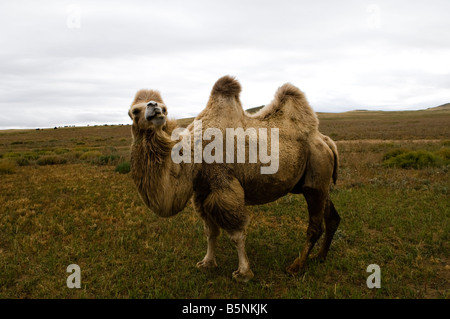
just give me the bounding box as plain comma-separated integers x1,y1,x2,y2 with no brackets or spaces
0,0,449,129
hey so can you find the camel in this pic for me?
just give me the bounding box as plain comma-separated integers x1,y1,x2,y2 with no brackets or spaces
128,76,340,282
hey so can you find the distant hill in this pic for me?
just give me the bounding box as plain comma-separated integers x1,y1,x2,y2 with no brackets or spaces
426,103,450,111
244,106,264,114
175,103,449,128
242,103,450,114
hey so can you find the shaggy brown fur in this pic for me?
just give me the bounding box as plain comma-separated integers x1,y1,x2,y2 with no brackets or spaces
129,90,193,217
128,76,340,282
211,75,242,99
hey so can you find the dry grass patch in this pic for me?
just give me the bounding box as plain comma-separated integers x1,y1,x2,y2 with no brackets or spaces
0,159,16,174
0,109,449,299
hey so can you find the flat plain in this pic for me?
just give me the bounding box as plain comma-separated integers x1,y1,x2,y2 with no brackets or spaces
0,105,449,298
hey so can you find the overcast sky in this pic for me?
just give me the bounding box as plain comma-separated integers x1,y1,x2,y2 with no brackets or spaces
0,0,449,129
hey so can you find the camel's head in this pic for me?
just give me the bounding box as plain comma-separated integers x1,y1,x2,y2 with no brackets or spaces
129,89,168,133
129,101,168,129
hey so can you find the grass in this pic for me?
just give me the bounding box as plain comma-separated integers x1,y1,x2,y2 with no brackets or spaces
0,159,16,174
79,150,102,160
0,109,449,299
36,155,67,166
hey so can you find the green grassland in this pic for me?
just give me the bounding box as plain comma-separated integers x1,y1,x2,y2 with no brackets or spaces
0,107,449,299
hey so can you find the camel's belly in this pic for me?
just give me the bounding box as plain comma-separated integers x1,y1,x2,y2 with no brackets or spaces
244,183,293,205
239,159,306,205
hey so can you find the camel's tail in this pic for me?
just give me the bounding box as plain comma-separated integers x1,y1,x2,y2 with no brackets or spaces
210,75,242,98
320,133,339,184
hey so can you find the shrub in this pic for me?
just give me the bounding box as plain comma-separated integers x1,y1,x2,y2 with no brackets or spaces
54,148,71,155
383,150,439,169
33,150,55,156
436,148,450,160
80,150,102,160
37,156,67,166
115,162,131,174
329,132,338,139
3,152,22,158
15,157,30,166
0,159,16,174
23,152,40,161
97,155,120,165
382,148,409,161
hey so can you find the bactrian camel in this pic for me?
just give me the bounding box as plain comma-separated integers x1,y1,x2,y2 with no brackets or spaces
128,76,340,282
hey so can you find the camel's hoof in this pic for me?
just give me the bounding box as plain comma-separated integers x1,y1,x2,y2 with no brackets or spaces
196,259,218,271
286,264,298,276
232,269,254,283
309,253,326,263
286,263,306,276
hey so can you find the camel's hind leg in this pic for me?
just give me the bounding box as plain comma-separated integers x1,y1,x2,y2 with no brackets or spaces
287,135,336,275
311,197,340,262
286,187,326,275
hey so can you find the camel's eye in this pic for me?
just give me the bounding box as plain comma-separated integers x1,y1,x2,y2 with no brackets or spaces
132,109,140,115
162,107,167,113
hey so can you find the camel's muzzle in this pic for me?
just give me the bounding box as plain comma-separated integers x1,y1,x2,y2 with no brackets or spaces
145,103,166,127
145,104,163,121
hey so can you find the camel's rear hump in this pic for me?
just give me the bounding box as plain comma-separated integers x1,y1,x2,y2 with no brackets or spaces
249,83,319,135
274,83,304,106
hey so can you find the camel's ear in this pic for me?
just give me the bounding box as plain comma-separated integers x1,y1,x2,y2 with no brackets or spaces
128,109,132,120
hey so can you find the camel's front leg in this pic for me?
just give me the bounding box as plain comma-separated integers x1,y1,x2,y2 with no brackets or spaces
229,230,254,283
197,218,220,270
196,176,253,282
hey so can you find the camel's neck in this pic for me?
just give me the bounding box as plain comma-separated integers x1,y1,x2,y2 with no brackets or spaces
130,128,193,217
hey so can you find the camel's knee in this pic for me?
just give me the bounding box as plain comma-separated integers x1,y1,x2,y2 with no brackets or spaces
311,199,340,262
203,219,220,239
324,200,340,231
228,229,247,247
330,201,341,225
307,219,324,242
